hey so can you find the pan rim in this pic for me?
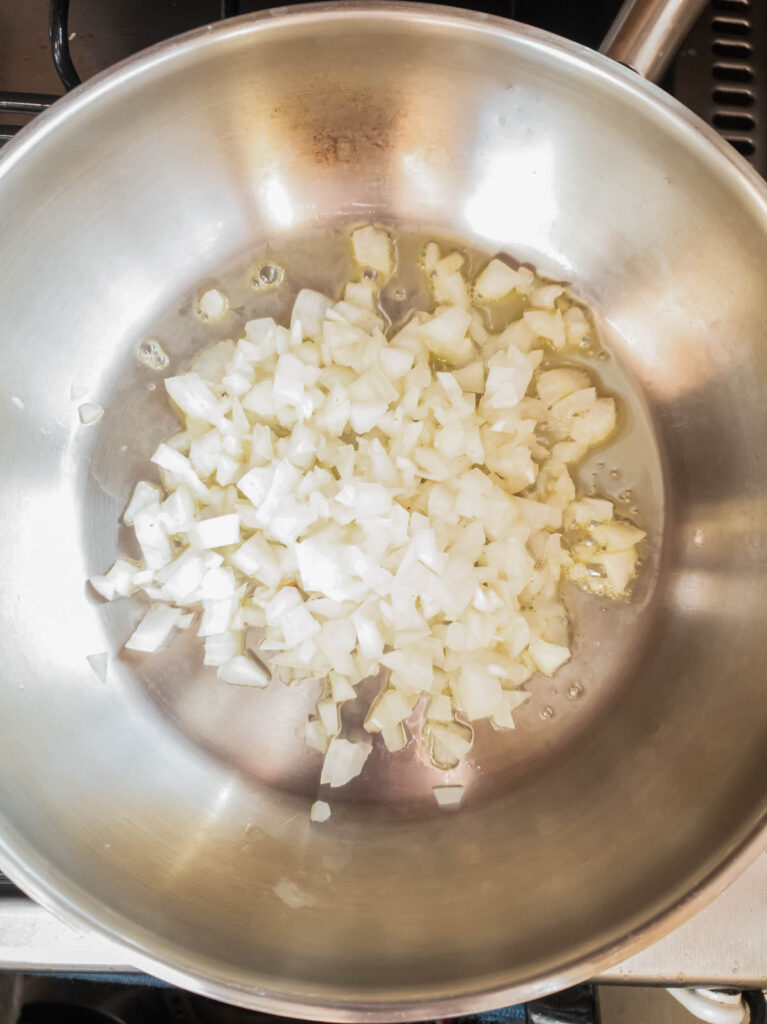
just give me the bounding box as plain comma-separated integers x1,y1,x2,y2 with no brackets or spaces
0,3,766,1019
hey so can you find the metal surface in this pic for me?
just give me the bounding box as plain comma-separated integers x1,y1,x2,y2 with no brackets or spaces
1,2,767,1019
601,0,710,79
3,852,767,984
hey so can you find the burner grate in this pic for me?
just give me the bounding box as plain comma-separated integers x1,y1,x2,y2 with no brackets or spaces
0,0,242,145
1,0,765,175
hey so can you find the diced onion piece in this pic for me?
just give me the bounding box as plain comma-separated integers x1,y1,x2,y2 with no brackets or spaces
198,288,228,320
570,397,616,445
529,639,571,676
282,605,320,646
295,537,351,601
352,611,385,659
123,482,162,525
418,306,473,364
198,594,239,637
317,698,340,737
593,522,646,552
491,689,530,729
89,558,140,600
455,665,503,721
588,549,638,595
484,358,534,411
345,281,376,309
151,442,208,497
426,694,453,722
365,687,413,732
158,551,205,603
536,368,591,407
159,487,196,534
428,722,473,762
433,785,464,808
453,361,485,393
380,347,413,381
216,654,269,687
564,305,591,346
320,737,372,787
531,284,565,308
567,497,614,527
475,259,531,301
86,652,108,682
310,800,331,822
78,402,104,425
432,252,469,308
133,507,172,570
187,513,240,550
523,309,566,349
351,226,393,277
125,605,183,652
231,535,281,587
204,631,242,667
305,719,329,753
164,374,226,428
330,675,357,703
291,290,332,339
382,722,407,752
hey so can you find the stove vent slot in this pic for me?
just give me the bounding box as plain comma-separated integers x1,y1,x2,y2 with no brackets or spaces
711,0,757,158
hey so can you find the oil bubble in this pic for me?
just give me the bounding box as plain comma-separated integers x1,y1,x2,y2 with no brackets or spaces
251,262,285,291
137,338,169,370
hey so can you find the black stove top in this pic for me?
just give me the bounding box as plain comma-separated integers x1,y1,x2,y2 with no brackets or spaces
0,0,764,172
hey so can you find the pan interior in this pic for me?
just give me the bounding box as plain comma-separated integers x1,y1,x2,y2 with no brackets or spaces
0,7,766,1016
88,223,664,805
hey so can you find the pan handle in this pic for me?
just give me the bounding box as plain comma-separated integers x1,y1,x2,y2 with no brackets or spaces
599,0,710,82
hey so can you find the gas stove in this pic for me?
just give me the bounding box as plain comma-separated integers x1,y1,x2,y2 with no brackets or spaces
1,0,764,170
1,1,766,1021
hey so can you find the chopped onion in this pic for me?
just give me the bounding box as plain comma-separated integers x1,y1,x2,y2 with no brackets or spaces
125,605,183,652
123,481,162,525
187,513,240,550
524,310,566,349
320,737,372,787
204,631,241,667
216,654,269,687
310,800,332,822
78,402,104,425
95,227,644,804
89,558,140,600
198,288,228,321
86,652,108,683
351,226,393,277
433,784,464,808
528,640,571,677
474,259,532,301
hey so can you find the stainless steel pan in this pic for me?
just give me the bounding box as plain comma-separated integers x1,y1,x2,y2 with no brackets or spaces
1,0,767,1018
